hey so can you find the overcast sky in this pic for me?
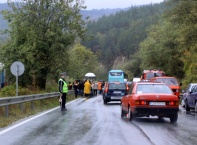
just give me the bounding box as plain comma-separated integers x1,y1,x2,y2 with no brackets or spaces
0,0,164,10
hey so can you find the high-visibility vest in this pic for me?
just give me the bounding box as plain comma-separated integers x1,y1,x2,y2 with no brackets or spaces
59,78,68,93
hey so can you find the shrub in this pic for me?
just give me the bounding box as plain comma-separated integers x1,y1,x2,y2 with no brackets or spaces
0,84,33,97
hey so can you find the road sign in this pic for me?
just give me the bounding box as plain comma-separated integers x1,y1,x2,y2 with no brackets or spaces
10,61,25,96
10,61,25,76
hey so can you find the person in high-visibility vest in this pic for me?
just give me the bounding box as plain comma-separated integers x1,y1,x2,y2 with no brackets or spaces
58,72,68,111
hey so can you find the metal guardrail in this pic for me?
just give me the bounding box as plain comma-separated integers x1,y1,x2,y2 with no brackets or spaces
0,91,74,117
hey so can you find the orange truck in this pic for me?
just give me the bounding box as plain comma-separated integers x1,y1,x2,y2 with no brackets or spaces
140,69,165,81
150,76,182,98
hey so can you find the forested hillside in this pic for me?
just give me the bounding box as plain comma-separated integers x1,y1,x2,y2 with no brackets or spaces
82,2,168,69
83,0,197,87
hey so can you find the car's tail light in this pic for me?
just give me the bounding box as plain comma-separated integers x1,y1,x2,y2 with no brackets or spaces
105,87,108,93
168,101,179,106
135,100,147,105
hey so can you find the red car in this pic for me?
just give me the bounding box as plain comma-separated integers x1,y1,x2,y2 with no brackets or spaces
121,82,179,123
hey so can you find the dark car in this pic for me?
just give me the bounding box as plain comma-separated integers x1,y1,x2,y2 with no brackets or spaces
121,82,179,123
103,82,128,104
182,83,197,108
185,85,197,112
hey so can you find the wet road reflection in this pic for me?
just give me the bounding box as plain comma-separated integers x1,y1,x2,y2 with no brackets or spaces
0,96,197,145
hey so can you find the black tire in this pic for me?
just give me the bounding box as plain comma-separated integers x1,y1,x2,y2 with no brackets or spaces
128,107,133,121
185,100,190,112
195,102,197,113
170,114,178,123
104,99,107,105
121,105,125,118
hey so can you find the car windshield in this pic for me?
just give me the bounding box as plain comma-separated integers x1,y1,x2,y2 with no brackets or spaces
156,78,178,86
109,83,126,89
136,84,173,94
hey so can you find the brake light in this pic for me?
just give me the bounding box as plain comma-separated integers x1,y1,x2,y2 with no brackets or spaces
168,101,179,106
169,101,174,106
141,101,147,105
135,100,147,105
105,87,108,93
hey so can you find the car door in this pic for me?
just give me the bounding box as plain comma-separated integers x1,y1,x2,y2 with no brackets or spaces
188,86,197,108
122,83,134,111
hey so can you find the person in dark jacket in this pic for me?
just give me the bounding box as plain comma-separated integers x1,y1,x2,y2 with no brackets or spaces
73,80,79,98
58,72,68,111
78,80,84,97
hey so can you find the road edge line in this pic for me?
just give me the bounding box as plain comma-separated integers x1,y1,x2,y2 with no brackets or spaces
0,98,81,136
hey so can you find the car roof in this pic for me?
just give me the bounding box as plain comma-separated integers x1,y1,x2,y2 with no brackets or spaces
152,76,176,78
189,83,197,85
134,81,166,85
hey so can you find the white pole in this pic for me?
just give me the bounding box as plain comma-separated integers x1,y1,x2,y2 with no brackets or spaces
16,64,19,96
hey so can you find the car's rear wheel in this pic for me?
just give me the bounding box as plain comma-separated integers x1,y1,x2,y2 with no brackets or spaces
103,99,107,105
170,114,178,123
121,105,126,118
195,102,197,113
185,100,190,112
127,107,133,121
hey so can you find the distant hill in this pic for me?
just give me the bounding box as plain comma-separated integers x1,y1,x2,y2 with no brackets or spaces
0,3,124,31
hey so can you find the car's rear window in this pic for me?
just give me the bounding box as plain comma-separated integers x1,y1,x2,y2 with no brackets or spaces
156,78,178,86
136,84,173,94
146,72,163,80
109,83,126,89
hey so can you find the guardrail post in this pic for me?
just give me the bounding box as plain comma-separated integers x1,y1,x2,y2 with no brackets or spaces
31,101,34,110
5,105,9,118
20,103,24,112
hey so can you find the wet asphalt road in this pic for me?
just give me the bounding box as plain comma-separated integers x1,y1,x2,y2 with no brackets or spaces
0,95,197,145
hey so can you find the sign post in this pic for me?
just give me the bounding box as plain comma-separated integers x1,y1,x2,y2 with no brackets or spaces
10,61,25,96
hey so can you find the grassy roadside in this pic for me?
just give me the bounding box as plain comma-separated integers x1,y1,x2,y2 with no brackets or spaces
0,94,76,128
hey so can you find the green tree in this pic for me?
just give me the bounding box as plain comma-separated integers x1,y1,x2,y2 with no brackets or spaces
68,44,98,80
165,0,197,84
0,0,87,89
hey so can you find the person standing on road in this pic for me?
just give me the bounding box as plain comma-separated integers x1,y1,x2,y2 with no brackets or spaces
92,81,98,96
101,81,105,94
84,80,91,98
78,80,84,97
58,72,68,111
97,81,102,94
73,80,79,98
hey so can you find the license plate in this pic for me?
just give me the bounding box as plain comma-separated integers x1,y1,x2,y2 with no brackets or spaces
113,91,121,93
111,96,122,99
149,102,166,106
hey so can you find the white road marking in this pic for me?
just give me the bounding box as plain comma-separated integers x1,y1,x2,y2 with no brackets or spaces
0,98,81,135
